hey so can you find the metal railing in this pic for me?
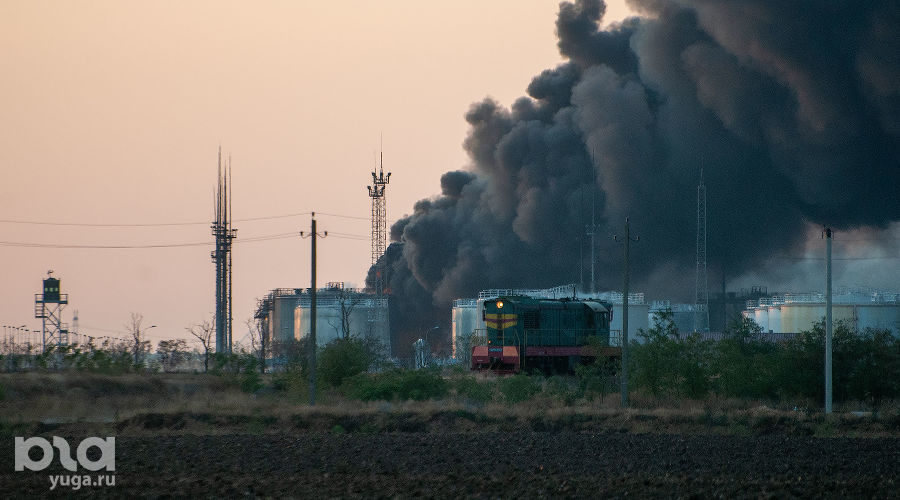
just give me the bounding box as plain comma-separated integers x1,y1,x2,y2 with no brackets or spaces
597,292,646,304
477,284,578,300
746,289,900,310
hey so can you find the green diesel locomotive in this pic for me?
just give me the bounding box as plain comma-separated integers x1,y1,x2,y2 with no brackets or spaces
471,296,619,373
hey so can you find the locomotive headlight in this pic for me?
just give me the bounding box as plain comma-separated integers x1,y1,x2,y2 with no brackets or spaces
497,301,504,309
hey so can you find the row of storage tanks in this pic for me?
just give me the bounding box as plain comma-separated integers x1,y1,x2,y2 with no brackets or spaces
743,291,900,335
451,286,900,355
258,287,390,350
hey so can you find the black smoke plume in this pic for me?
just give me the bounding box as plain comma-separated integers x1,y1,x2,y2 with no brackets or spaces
370,0,900,355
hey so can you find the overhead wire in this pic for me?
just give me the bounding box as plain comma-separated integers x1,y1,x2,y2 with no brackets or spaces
0,210,368,227
0,231,369,249
767,256,900,261
0,209,371,248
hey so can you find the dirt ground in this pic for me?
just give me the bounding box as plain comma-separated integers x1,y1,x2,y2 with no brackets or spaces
3,431,898,498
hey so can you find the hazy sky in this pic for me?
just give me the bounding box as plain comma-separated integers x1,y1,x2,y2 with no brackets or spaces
0,1,636,345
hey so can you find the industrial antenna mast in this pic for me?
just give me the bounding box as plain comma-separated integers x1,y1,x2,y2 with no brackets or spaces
34,270,68,351
367,153,391,336
211,148,237,354
585,190,598,295
694,170,709,332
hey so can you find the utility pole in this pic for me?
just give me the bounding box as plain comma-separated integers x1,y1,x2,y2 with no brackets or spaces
824,227,833,414
615,217,639,408
301,213,327,406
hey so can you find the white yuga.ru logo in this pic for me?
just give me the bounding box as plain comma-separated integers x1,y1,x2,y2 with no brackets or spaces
15,437,115,472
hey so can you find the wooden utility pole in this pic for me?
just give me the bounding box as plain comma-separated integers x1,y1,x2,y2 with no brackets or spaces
301,213,326,405
615,217,639,408
824,227,833,414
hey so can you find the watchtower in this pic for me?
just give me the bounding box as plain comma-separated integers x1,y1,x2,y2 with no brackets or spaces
34,270,69,351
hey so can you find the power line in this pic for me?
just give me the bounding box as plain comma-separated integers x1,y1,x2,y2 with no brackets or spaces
0,233,292,249
0,229,370,249
0,210,369,228
0,219,207,227
768,256,900,261
0,240,215,249
328,231,369,240
830,237,900,243
316,212,369,221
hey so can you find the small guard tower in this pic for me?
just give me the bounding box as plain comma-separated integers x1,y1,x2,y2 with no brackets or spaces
34,270,69,351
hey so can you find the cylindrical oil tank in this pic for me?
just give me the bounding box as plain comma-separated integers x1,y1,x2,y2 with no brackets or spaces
753,307,769,332
768,306,781,334
853,305,900,334
451,300,479,357
612,303,649,345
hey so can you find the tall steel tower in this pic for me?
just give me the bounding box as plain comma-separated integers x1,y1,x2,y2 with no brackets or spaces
367,153,391,337
211,148,237,354
694,170,710,332
34,270,68,351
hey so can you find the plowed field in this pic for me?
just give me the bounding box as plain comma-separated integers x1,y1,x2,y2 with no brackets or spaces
4,432,898,498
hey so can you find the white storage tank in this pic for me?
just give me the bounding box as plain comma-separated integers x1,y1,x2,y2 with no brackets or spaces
743,290,900,335
450,299,480,358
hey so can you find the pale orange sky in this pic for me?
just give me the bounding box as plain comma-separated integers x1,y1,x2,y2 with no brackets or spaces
0,1,636,345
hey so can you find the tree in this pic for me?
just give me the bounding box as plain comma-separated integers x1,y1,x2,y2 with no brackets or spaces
156,339,189,373
454,329,474,368
849,327,900,407
630,309,680,397
327,286,363,340
318,338,370,387
126,313,153,371
187,320,214,373
245,317,268,374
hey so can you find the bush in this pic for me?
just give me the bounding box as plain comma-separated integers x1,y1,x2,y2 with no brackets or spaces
454,376,493,403
629,310,714,399
498,374,540,404
544,376,582,405
240,364,263,394
318,338,370,387
211,352,243,375
776,321,900,405
575,338,619,401
344,369,448,401
630,310,682,397
712,317,780,399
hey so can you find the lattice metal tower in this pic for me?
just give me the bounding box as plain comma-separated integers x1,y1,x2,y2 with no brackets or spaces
367,153,391,336
34,270,69,351
211,148,237,354
368,153,391,272
694,170,710,332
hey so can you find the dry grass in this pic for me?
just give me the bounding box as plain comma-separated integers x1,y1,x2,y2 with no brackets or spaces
2,372,900,438
0,372,266,423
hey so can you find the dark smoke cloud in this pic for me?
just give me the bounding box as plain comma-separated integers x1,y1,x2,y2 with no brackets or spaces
371,0,900,354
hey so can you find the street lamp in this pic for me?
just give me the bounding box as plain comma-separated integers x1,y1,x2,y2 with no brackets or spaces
144,325,157,346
